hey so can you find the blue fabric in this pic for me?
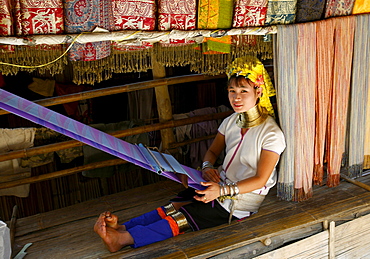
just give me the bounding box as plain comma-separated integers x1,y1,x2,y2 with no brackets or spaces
127,219,174,248
123,209,162,230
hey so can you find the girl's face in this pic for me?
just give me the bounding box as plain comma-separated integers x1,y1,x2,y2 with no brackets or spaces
228,76,261,113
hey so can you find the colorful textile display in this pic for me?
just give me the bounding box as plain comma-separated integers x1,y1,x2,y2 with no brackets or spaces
352,0,370,14
233,0,268,27
158,0,196,30
64,0,114,62
14,0,64,35
347,14,370,176
265,0,297,25
198,0,234,29
202,36,232,54
295,0,326,22
324,0,355,18
0,88,206,190
113,0,156,30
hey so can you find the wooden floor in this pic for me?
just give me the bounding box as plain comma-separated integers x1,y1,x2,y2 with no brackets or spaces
10,174,370,259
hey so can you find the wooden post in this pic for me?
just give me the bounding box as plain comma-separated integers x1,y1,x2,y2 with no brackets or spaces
151,53,176,151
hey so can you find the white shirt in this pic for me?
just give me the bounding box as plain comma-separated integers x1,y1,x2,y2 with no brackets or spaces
217,113,286,218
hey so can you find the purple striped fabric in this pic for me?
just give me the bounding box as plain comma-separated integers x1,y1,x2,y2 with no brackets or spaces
0,88,205,190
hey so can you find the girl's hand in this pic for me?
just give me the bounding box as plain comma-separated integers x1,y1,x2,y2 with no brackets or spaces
202,168,221,183
194,182,220,203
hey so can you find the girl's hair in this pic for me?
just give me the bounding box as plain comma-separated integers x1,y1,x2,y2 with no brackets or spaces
227,75,258,89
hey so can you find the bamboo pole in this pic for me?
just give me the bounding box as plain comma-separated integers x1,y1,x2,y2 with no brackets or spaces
151,53,176,151
0,74,226,116
340,174,370,191
0,159,127,189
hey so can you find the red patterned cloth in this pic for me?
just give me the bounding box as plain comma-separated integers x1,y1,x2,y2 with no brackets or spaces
64,0,114,62
0,0,12,36
14,0,64,35
158,0,196,31
233,0,268,27
113,0,156,30
324,0,355,18
112,41,153,51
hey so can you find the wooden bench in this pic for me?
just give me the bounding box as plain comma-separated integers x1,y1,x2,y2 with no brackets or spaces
11,175,370,258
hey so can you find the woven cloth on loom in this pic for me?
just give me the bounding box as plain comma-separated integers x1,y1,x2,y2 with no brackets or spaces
348,14,370,174
233,0,268,27
352,0,370,14
265,0,297,25
158,0,196,30
13,0,64,35
295,0,326,22
64,0,114,61
324,0,355,18
113,0,156,30
197,0,233,29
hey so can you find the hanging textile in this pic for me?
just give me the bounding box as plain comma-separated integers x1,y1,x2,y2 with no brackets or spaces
158,0,196,30
0,0,12,36
233,0,268,27
113,0,156,30
64,0,114,61
325,16,355,187
14,0,64,35
324,0,355,18
313,19,335,185
365,79,370,169
275,24,297,201
352,0,370,14
265,0,297,25
347,14,370,176
202,36,232,54
198,0,234,29
294,22,316,200
295,0,326,22
0,88,206,190
0,128,36,198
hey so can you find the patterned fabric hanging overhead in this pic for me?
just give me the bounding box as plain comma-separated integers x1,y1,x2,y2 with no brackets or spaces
233,0,269,27
113,0,156,30
324,0,355,18
352,0,370,13
64,0,114,62
14,0,64,35
198,0,234,29
295,0,326,22
158,0,196,30
265,0,297,25
0,0,12,36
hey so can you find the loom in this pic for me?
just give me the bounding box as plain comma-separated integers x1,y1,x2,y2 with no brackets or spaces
0,88,206,190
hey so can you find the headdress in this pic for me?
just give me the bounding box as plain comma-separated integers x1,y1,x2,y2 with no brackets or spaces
227,56,276,117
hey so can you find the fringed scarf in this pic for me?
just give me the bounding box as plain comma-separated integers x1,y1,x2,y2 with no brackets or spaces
158,0,196,30
112,0,156,30
352,0,370,13
275,24,297,201
348,14,370,176
313,19,335,185
325,16,355,187
295,0,326,22
294,22,316,201
198,0,234,29
232,0,268,27
324,0,355,18
265,0,297,25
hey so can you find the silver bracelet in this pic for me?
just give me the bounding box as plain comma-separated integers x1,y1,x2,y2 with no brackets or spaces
227,183,234,196
234,182,240,195
202,161,213,170
219,183,224,196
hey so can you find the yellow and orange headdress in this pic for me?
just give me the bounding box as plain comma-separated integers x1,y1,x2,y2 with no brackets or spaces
227,56,276,117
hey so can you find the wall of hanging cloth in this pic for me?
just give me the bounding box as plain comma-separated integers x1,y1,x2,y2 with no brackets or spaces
0,0,364,85
275,15,360,201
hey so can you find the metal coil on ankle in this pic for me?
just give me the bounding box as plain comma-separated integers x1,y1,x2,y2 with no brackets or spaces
171,211,190,233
